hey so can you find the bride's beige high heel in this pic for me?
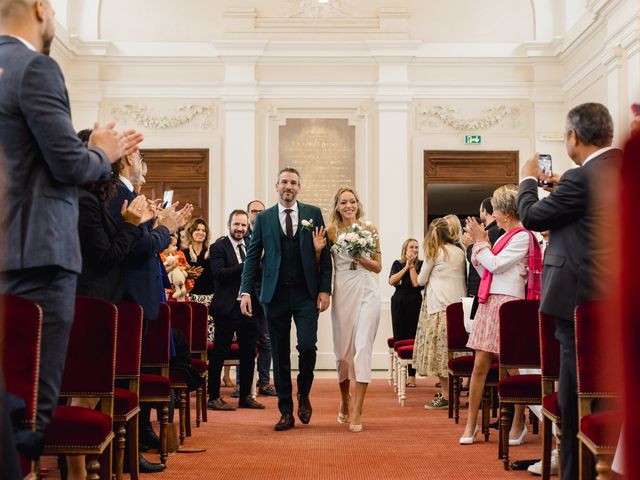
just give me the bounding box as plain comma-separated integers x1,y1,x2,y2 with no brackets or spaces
338,395,351,424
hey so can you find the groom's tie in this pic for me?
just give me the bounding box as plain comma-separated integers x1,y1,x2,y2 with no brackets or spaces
284,209,294,239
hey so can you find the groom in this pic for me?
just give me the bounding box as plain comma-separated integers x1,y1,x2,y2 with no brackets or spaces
240,167,332,431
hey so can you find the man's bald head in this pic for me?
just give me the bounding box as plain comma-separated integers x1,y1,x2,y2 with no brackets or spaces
0,0,35,21
0,0,55,55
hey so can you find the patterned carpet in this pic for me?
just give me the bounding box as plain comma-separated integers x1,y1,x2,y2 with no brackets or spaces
44,377,544,479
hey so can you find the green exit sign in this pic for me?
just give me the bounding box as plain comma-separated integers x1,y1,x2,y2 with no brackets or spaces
465,135,482,145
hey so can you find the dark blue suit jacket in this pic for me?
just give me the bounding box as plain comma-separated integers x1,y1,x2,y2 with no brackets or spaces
0,36,112,273
109,181,171,321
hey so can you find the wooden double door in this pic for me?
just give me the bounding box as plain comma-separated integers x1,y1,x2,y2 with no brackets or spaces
140,149,209,221
423,150,519,231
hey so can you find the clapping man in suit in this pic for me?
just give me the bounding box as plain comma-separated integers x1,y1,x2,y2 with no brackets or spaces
240,168,332,431
108,149,191,472
518,103,622,480
0,0,142,438
207,210,264,411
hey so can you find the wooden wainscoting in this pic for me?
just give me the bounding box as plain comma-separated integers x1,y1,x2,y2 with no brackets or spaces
423,150,519,232
140,149,209,220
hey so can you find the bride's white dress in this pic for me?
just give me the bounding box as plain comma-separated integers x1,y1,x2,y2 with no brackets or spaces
330,249,381,383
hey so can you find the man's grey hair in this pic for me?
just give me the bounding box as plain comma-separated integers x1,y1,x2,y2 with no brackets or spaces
565,102,614,148
276,167,301,184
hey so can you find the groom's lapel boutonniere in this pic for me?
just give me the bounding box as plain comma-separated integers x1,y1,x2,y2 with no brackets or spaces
301,218,314,231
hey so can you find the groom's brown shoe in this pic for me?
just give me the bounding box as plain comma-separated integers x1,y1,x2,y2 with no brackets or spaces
274,413,295,431
297,394,312,424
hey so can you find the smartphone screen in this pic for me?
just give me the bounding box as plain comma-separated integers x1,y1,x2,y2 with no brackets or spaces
538,154,553,187
162,190,174,209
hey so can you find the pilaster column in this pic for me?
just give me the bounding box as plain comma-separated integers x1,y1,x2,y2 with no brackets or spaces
604,45,627,146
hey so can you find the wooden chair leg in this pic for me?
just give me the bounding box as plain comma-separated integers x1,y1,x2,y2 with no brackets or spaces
114,422,126,480
86,455,100,480
595,454,612,480
448,374,454,419
492,387,498,418
186,390,192,437
392,354,398,392
579,439,593,480
454,376,462,424
99,441,112,480
195,386,202,427
398,363,407,406
388,350,394,385
542,416,552,480
532,410,539,435
178,389,187,445
500,403,513,469
482,387,490,441
160,403,169,465
201,373,208,422
128,414,140,480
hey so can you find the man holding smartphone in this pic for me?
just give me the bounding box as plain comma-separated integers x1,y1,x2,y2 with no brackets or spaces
517,103,622,480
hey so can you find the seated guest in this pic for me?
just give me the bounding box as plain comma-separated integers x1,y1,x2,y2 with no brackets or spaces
459,185,541,445
207,210,264,410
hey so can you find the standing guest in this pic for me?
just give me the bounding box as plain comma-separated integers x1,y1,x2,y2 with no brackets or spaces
245,200,277,397
207,210,264,410
459,185,541,445
0,0,142,440
133,159,147,195
388,238,423,388
517,103,621,479
183,218,214,329
465,198,505,318
239,168,332,431
320,187,381,433
108,147,192,455
413,218,467,410
160,233,195,301
74,142,163,476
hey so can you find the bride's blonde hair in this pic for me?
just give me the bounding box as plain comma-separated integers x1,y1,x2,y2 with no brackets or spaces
330,187,364,227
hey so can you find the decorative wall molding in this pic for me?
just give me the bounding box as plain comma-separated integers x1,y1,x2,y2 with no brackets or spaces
418,104,522,131
110,104,215,130
286,0,348,19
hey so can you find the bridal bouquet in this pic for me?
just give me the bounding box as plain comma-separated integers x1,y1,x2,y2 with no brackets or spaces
332,222,378,270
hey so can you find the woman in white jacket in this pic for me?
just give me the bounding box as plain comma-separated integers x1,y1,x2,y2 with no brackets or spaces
459,185,531,445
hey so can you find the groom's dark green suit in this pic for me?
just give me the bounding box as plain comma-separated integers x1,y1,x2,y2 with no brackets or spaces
240,202,332,415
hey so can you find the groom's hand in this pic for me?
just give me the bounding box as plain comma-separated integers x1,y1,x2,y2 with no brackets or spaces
317,292,330,312
240,294,253,317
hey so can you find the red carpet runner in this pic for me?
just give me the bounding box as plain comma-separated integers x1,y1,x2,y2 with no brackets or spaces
44,378,542,479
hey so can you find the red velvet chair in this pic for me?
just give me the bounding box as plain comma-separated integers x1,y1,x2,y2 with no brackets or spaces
186,301,209,426
1,294,43,477
113,301,144,480
43,297,117,479
386,336,395,387
446,302,499,438
539,312,561,479
167,302,193,445
497,299,541,470
446,302,473,422
575,300,620,479
393,339,414,406
139,303,172,464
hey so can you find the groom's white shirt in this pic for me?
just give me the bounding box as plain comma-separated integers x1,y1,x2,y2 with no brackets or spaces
278,201,299,237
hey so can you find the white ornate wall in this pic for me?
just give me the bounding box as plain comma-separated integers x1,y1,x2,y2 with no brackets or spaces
51,0,640,370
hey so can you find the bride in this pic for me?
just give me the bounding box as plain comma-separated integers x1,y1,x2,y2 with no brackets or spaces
314,187,381,432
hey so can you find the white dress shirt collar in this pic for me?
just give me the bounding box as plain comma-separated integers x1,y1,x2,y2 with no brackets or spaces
582,146,615,166
119,175,134,192
278,202,298,215
9,35,36,51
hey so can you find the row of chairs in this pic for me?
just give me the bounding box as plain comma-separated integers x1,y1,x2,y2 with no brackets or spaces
2,295,212,479
385,298,619,479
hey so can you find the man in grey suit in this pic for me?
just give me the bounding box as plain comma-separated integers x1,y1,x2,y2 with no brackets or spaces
0,0,141,434
518,103,622,480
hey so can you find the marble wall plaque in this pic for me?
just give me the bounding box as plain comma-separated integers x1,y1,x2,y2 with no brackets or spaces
279,118,355,222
